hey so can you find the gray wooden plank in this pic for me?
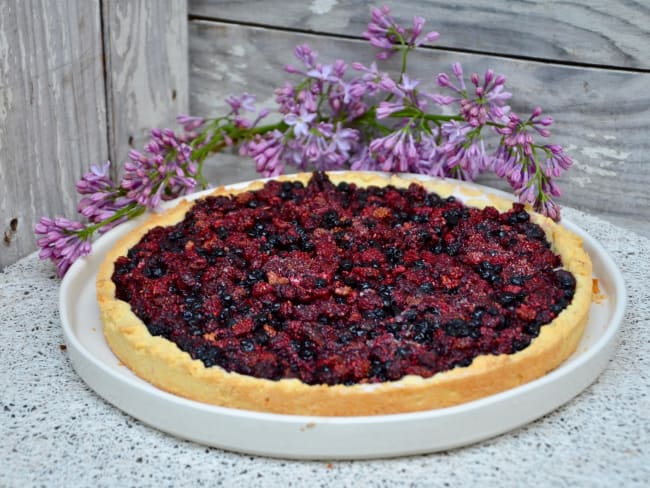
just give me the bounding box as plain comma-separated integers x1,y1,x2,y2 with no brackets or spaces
0,0,108,270
189,0,650,70
189,20,650,237
103,0,189,178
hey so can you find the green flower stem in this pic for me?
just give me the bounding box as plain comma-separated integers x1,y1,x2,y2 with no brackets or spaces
77,202,146,239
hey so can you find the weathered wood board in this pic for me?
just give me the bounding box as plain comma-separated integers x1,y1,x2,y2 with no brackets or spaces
189,20,650,237
102,0,189,179
189,0,650,70
0,0,108,270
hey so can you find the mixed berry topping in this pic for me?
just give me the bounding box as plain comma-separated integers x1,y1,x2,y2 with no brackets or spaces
112,172,576,386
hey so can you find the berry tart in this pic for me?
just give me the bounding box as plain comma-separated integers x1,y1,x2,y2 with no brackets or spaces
96,171,592,416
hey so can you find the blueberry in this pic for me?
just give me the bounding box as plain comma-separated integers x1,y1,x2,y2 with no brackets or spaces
301,241,315,252
337,181,350,192
555,270,576,290
321,210,340,229
453,357,473,368
339,259,353,272
509,275,526,286
216,226,228,239
147,321,168,337
413,259,426,269
471,308,485,320
476,261,503,284
240,339,255,352
402,309,418,322
524,224,546,241
523,322,541,336
195,345,223,368
498,292,519,306
363,309,387,320
551,299,569,316
443,208,462,227
444,241,461,256
412,320,436,343
385,247,403,264
419,282,434,294
411,213,429,224
246,269,267,285
314,277,328,289
385,322,401,335
338,332,352,344
512,338,531,352
443,319,473,338
425,193,442,207
506,205,530,225
416,229,432,242
369,359,387,381
143,257,166,279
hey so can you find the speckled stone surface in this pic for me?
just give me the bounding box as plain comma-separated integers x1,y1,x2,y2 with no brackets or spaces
1,207,648,488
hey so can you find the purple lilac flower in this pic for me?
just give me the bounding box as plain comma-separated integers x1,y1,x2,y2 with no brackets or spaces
414,132,448,177
349,145,377,171
540,199,561,220
176,114,205,132
369,128,418,172
284,108,317,138
543,144,573,177
434,64,511,127
294,43,317,68
242,130,285,176
460,70,510,126
351,61,392,95
121,129,199,208
35,217,92,277
307,64,341,83
376,101,406,119
75,161,137,233
329,80,367,118
282,122,361,171
225,93,256,115
329,123,360,160
275,82,297,114
76,161,112,193
363,6,438,59
496,107,553,155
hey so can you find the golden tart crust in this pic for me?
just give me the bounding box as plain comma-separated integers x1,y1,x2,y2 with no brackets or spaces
96,172,592,416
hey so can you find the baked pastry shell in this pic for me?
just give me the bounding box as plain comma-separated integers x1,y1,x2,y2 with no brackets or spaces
96,172,592,416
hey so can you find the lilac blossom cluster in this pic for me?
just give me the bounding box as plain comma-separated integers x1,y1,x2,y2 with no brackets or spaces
37,5,573,277
36,126,204,276
242,6,571,219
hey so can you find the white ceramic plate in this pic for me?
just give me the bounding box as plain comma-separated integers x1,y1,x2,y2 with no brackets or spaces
59,174,625,460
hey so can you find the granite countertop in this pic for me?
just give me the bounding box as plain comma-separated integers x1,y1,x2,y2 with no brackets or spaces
1,207,648,487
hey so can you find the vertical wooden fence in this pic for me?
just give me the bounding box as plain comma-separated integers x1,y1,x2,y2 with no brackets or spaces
0,0,187,270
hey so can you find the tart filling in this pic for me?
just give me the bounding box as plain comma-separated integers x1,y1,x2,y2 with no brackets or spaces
97,171,592,415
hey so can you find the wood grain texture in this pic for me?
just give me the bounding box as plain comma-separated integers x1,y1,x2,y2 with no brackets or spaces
0,0,108,270
189,20,650,237
103,0,189,178
189,0,650,70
